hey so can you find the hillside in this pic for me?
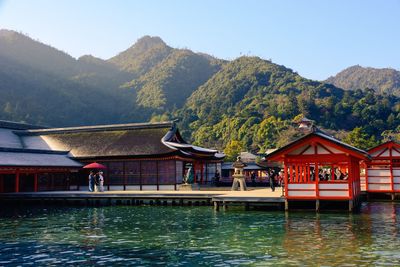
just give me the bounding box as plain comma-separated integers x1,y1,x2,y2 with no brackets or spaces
326,65,400,96
108,35,173,77
0,29,399,154
126,49,223,110
177,57,400,153
0,30,220,125
0,29,138,126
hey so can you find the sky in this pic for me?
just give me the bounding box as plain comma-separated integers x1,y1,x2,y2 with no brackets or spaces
0,0,399,80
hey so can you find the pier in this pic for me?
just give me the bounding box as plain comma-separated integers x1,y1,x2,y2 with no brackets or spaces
0,188,286,209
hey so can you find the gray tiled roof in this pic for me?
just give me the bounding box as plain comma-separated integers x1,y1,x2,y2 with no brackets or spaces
0,149,82,167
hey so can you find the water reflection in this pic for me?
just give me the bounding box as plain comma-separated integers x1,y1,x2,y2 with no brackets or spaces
0,203,400,265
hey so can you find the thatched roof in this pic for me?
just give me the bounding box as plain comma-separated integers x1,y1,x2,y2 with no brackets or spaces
16,121,224,160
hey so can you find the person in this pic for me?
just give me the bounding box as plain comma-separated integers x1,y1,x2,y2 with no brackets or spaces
278,171,283,187
99,171,104,192
94,172,100,192
269,170,275,192
88,171,95,192
251,171,257,187
214,170,220,187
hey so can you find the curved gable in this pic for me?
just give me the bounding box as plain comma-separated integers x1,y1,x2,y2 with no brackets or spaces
267,132,369,162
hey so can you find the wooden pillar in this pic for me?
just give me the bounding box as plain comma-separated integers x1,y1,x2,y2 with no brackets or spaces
205,163,208,184
15,169,20,193
193,162,197,184
390,145,394,193
156,161,159,191
284,159,288,197
106,162,110,191
315,163,319,198
174,160,177,191
123,161,127,191
139,161,143,191
200,162,204,185
365,163,369,192
348,157,353,200
34,172,38,192
316,199,320,212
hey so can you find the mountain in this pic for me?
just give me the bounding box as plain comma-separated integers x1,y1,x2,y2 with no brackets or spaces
108,35,173,77
125,49,223,110
0,29,399,154
0,29,138,126
326,65,400,96
177,57,400,153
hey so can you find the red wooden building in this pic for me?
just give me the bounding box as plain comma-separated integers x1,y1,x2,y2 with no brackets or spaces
0,121,82,193
266,128,369,211
364,141,400,198
0,120,223,192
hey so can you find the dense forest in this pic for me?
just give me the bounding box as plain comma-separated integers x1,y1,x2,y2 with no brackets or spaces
1,29,399,159
326,65,400,96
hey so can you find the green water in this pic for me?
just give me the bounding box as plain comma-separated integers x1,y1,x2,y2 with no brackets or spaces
0,203,399,266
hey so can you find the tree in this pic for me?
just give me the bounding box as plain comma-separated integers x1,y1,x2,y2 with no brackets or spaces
343,127,378,150
223,140,245,161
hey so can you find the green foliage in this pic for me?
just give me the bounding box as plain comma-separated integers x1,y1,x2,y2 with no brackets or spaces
343,127,379,150
326,65,400,96
177,57,400,153
223,140,245,161
1,30,399,155
132,49,222,110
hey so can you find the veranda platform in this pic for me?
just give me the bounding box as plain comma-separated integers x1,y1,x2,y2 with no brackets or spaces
0,188,285,208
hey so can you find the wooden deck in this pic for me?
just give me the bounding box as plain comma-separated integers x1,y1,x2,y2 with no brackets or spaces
0,188,285,208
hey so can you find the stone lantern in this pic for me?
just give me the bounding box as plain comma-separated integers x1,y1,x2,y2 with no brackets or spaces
231,156,247,191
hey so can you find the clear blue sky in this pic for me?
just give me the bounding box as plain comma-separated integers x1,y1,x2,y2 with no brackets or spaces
0,0,399,80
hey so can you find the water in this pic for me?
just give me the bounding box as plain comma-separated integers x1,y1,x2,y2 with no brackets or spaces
0,203,400,266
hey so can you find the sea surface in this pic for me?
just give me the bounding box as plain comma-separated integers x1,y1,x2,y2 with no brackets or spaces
0,202,399,266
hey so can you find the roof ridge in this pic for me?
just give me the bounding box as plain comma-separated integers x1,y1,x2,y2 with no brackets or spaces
0,119,46,130
15,121,175,136
0,147,70,155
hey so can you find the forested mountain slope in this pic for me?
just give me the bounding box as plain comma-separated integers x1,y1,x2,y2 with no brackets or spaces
326,65,400,96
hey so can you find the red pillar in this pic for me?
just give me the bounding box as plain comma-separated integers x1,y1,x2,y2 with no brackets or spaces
390,145,394,193
193,162,197,183
123,161,127,191
200,163,204,184
365,162,369,192
348,158,353,199
34,172,38,192
15,170,20,193
315,163,319,198
284,159,288,197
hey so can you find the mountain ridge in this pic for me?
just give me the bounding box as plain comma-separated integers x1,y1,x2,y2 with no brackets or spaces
1,29,399,153
326,65,400,96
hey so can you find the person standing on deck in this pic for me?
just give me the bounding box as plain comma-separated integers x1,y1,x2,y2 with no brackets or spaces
99,171,104,192
269,170,275,192
88,171,95,192
251,171,257,187
94,172,100,192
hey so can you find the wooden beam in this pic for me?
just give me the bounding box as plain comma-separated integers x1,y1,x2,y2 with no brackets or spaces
316,142,334,154
299,145,312,155
375,148,389,158
15,169,20,193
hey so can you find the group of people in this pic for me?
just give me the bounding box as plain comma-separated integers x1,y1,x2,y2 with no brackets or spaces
251,169,283,192
88,171,104,192
309,167,349,182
